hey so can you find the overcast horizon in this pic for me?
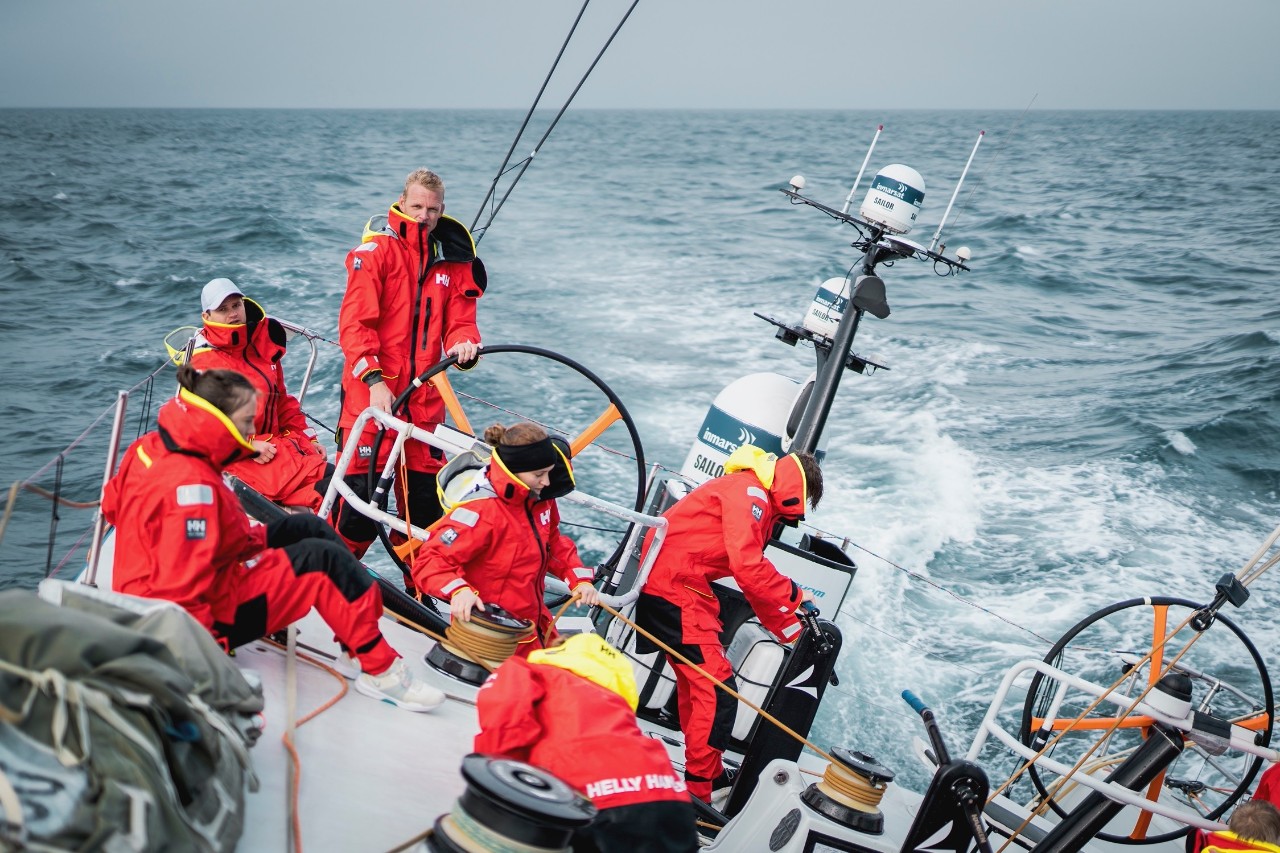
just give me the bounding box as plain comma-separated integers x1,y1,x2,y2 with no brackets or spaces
3,1,1278,112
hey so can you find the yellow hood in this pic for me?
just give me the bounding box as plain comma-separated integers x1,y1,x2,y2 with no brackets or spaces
528,633,639,711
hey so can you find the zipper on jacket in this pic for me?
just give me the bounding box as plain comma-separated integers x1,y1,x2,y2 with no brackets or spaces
408,230,435,381
243,346,279,434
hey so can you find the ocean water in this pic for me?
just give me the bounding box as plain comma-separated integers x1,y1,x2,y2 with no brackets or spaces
1,108,1278,791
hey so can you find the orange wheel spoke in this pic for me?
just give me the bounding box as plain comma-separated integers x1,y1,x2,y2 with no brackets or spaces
1128,769,1167,839
1034,715,1156,732
570,403,621,457
1148,605,1168,688
429,374,472,435
1234,711,1271,732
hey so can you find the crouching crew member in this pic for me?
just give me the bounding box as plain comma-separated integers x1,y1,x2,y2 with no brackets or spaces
475,633,698,852
101,364,444,712
189,278,329,511
635,445,822,802
411,422,599,657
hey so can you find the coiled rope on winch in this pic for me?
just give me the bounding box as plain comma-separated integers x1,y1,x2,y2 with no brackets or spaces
816,761,889,813
441,617,535,670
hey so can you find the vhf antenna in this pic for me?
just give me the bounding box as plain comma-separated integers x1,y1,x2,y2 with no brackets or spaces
840,124,884,215
929,130,984,253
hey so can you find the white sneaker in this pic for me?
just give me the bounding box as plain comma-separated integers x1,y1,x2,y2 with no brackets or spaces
331,651,360,680
355,659,445,713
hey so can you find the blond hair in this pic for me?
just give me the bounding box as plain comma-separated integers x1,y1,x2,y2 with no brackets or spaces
403,168,445,199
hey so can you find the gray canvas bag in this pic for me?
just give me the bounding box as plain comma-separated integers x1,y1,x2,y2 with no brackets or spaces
0,582,262,852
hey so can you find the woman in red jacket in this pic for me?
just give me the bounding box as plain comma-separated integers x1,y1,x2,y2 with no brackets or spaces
635,445,822,802
101,364,443,712
190,278,329,510
475,633,697,852
410,422,599,656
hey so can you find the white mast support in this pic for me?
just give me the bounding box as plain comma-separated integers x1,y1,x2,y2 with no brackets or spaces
840,124,884,214
83,390,130,588
929,129,985,252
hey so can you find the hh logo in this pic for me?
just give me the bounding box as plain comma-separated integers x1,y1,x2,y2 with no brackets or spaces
185,518,207,540
434,272,451,287
539,509,551,526
751,505,763,521
358,445,373,458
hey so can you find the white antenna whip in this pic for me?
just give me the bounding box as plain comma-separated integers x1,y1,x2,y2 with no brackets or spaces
841,124,884,214
930,130,984,252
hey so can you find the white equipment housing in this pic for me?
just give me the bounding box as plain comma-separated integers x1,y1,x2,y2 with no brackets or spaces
859,164,925,234
679,372,812,486
802,276,852,340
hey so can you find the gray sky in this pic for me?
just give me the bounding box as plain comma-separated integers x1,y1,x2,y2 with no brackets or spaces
3,0,1277,110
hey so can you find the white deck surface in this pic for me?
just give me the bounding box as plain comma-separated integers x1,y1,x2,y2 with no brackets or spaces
238,612,478,852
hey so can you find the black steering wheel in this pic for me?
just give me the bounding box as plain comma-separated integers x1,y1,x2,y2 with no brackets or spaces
365,344,648,586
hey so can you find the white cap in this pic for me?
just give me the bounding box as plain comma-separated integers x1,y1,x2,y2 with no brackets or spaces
201,278,243,313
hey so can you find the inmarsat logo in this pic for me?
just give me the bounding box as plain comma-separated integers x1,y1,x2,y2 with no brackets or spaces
701,424,757,453
701,429,736,452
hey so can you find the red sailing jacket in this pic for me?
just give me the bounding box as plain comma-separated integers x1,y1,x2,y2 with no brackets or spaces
639,455,809,644
1256,763,1280,806
190,299,327,507
100,389,288,630
410,456,593,645
337,206,484,469
475,657,687,809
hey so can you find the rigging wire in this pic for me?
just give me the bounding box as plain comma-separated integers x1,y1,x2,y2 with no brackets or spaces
469,0,641,243
470,0,592,237
133,373,157,440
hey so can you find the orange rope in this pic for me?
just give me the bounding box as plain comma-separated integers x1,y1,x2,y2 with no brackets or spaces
266,642,350,853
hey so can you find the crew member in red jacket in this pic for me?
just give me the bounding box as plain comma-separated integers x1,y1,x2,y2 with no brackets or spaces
333,168,485,560
189,278,329,510
634,444,823,802
411,422,599,656
475,633,697,852
1256,763,1280,809
101,364,444,712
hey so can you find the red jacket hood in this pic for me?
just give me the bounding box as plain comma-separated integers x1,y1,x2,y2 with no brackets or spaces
199,297,271,353
156,388,258,469
486,452,535,506
770,453,810,519
381,203,478,263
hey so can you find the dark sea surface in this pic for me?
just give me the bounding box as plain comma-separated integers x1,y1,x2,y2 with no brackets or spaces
1,108,1278,788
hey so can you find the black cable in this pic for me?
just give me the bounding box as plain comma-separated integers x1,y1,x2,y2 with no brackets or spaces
134,374,156,439
45,455,63,575
471,0,641,243
471,0,592,236
304,410,337,437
